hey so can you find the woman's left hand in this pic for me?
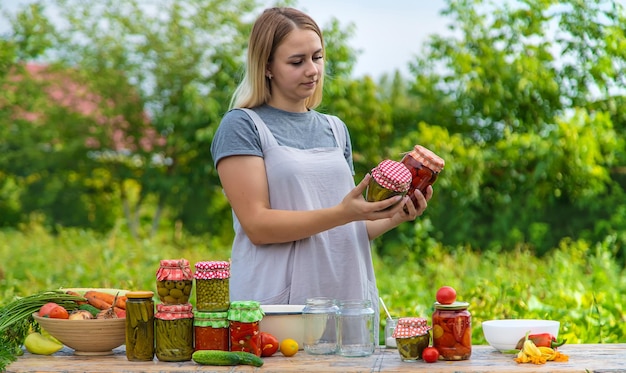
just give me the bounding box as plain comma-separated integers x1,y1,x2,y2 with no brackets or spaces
393,186,433,223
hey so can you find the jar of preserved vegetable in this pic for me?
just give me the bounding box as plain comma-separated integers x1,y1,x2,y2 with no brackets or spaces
337,299,376,357
156,259,193,305
194,311,229,352
125,291,155,361
155,303,194,362
400,145,445,209
392,317,431,361
194,261,230,312
227,301,264,356
302,297,338,355
366,160,412,208
432,301,471,360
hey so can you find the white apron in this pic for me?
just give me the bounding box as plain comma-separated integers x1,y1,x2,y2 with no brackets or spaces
229,108,379,324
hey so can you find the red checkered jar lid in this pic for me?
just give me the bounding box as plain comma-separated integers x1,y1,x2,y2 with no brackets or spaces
156,258,193,281
392,317,431,338
194,260,230,280
370,160,412,193
406,145,445,172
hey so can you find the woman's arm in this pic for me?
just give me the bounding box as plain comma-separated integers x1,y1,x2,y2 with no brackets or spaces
217,155,406,245
365,186,433,240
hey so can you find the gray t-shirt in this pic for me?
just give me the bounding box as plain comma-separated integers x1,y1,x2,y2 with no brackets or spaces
211,105,354,173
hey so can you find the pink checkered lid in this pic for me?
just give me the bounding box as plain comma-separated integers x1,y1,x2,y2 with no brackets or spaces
392,317,431,338
156,258,193,281
155,303,194,320
194,260,231,280
370,160,412,192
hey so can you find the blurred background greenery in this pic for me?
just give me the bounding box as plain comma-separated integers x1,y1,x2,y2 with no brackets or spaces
1,0,626,345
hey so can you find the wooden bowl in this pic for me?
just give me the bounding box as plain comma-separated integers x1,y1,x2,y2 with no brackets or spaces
33,312,126,355
32,288,129,355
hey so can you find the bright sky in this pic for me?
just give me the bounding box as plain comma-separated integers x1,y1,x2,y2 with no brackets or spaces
290,0,450,77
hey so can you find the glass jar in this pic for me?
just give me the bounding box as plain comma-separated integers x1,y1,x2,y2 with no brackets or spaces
194,261,230,312
432,301,471,360
125,291,155,361
302,297,338,355
337,299,375,357
392,317,431,361
384,318,398,348
227,301,264,356
366,160,412,208
156,259,193,305
400,145,445,209
194,311,229,351
155,303,194,362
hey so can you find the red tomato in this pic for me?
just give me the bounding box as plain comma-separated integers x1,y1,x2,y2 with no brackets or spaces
422,346,439,363
260,332,279,357
40,303,69,319
436,286,457,304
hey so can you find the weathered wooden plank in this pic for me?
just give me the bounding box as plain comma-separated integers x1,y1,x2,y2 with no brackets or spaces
7,344,626,373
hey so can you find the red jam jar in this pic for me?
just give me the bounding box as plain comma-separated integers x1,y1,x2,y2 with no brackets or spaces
366,159,412,208
432,301,471,360
400,145,445,208
194,311,229,351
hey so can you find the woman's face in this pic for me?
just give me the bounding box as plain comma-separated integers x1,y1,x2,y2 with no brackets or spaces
266,28,323,112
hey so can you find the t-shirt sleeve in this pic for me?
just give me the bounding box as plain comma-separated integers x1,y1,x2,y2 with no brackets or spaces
210,109,263,168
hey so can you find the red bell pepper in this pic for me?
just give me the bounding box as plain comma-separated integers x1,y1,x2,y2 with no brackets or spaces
514,333,566,350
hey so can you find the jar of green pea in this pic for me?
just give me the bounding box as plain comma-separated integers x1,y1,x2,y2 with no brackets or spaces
194,261,230,312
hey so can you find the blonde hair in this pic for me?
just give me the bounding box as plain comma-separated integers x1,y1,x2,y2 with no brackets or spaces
230,7,325,110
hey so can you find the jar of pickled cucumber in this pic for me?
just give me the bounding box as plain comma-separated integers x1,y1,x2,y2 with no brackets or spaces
432,301,471,360
125,291,155,361
155,303,194,362
194,311,229,351
392,317,431,361
156,259,193,305
400,145,444,209
366,159,412,209
194,261,230,312
227,301,264,356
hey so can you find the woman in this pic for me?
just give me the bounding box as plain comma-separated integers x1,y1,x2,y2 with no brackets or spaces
210,7,432,315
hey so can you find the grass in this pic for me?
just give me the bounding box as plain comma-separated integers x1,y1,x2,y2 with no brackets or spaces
2,222,625,347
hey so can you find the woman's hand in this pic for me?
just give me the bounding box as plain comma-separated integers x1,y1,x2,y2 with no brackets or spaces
392,185,433,224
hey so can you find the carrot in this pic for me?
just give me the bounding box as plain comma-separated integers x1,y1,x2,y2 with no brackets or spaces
85,295,112,310
84,290,127,310
65,290,88,305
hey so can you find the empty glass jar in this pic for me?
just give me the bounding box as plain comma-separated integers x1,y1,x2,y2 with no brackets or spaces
303,297,338,355
337,299,375,357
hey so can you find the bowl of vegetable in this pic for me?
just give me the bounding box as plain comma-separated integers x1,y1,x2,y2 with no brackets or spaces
32,288,129,355
482,319,560,352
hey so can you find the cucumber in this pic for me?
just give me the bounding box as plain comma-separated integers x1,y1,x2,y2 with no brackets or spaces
78,303,100,317
192,350,264,367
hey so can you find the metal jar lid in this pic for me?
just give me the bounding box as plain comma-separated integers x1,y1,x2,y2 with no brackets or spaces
433,301,470,310
392,317,431,338
407,145,445,173
370,159,412,192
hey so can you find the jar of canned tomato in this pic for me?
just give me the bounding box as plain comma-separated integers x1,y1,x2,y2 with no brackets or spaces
156,259,193,305
400,145,444,209
432,301,471,360
194,260,230,312
227,301,264,356
194,311,229,351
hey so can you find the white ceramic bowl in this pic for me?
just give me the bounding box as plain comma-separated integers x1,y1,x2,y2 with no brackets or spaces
482,319,560,351
259,304,305,349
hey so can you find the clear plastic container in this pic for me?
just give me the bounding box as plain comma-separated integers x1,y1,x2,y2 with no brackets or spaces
303,297,338,355
337,299,375,357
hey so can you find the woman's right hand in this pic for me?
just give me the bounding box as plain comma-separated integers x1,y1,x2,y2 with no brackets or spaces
341,173,407,221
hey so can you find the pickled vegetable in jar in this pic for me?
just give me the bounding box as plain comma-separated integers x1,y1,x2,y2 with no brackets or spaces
400,145,444,209
156,259,193,305
392,317,431,361
125,291,155,361
194,311,229,351
194,261,230,312
227,301,264,356
432,301,471,361
366,159,412,208
155,303,194,362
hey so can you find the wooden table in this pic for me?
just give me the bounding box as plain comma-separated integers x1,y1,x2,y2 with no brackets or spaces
7,344,626,372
